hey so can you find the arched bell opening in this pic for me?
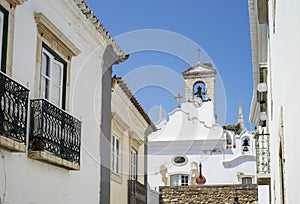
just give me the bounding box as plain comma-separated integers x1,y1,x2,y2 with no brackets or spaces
193,81,206,101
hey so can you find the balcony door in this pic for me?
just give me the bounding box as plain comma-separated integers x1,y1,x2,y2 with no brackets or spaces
40,47,64,108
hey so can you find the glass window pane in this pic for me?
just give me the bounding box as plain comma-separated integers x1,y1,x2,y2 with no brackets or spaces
52,61,62,86
51,86,60,106
242,177,252,184
170,175,180,186
40,77,50,99
0,12,4,67
112,136,120,173
41,52,50,76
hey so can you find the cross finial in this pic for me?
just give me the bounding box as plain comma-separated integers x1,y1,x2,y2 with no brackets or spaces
175,93,183,108
197,48,201,63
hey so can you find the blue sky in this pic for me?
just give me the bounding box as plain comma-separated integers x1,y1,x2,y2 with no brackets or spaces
85,0,254,129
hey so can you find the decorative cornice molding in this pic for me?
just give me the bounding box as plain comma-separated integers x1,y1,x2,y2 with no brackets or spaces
5,0,27,8
34,13,80,57
111,112,130,132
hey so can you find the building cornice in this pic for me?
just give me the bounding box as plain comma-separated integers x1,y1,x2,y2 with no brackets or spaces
248,0,259,123
34,13,81,57
5,0,27,8
72,0,128,61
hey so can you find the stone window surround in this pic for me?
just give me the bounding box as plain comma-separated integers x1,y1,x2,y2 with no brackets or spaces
111,114,129,184
0,0,27,76
27,12,80,170
34,12,80,112
237,173,254,184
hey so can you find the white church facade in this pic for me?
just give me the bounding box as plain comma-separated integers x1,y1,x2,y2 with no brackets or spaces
148,62,257,195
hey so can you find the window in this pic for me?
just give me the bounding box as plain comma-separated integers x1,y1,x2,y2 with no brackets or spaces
170,175,189,186
112,135,120,174
0,5,8,73
130,147,137,180
242,177,252,184
40,45,66,108
35,13,80,111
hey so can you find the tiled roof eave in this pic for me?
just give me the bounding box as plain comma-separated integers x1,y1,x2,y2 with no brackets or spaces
73,0,127,60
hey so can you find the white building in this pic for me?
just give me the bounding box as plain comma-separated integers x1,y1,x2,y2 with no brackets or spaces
249,0,300,203
147,62,257,196
0,0,127,203
111,77,156,204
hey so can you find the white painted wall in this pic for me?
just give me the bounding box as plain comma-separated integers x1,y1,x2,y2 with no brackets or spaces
0,0,120,203
147,188,159,204
148,101,257,193
267,0,300,203
148,143,256,191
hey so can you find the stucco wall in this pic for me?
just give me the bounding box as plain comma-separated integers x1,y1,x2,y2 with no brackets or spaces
267,0,300,203
0,0,120,203
111,80,151,204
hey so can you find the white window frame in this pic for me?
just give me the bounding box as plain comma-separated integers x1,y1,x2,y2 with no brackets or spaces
112,134,120,174
170,174,189,186
40,47,64,108
130,147,137,180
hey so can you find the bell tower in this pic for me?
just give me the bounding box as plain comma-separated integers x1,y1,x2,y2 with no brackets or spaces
182,62,217,103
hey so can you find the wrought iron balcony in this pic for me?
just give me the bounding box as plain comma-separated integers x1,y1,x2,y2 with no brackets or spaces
29,99,81,165
128,180,146,204
0,72,29,146
255,133,270,184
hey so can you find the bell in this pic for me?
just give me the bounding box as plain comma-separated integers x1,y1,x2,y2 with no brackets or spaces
243,146,249,152
242,139,250,146
242,138,250,152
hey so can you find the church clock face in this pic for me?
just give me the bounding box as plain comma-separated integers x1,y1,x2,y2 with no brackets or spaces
172,155,188,166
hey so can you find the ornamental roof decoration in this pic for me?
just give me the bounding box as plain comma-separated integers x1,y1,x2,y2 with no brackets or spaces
182,62,217,78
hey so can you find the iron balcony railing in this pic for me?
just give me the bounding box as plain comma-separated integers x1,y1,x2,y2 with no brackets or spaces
0,72,29,144
255,133,270,174
128,180,146,204
29,99,81,164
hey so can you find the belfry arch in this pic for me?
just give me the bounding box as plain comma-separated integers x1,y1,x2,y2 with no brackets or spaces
182,62,216,103
193,81,207,101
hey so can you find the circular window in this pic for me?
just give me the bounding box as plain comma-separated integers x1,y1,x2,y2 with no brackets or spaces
172,155,188,166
